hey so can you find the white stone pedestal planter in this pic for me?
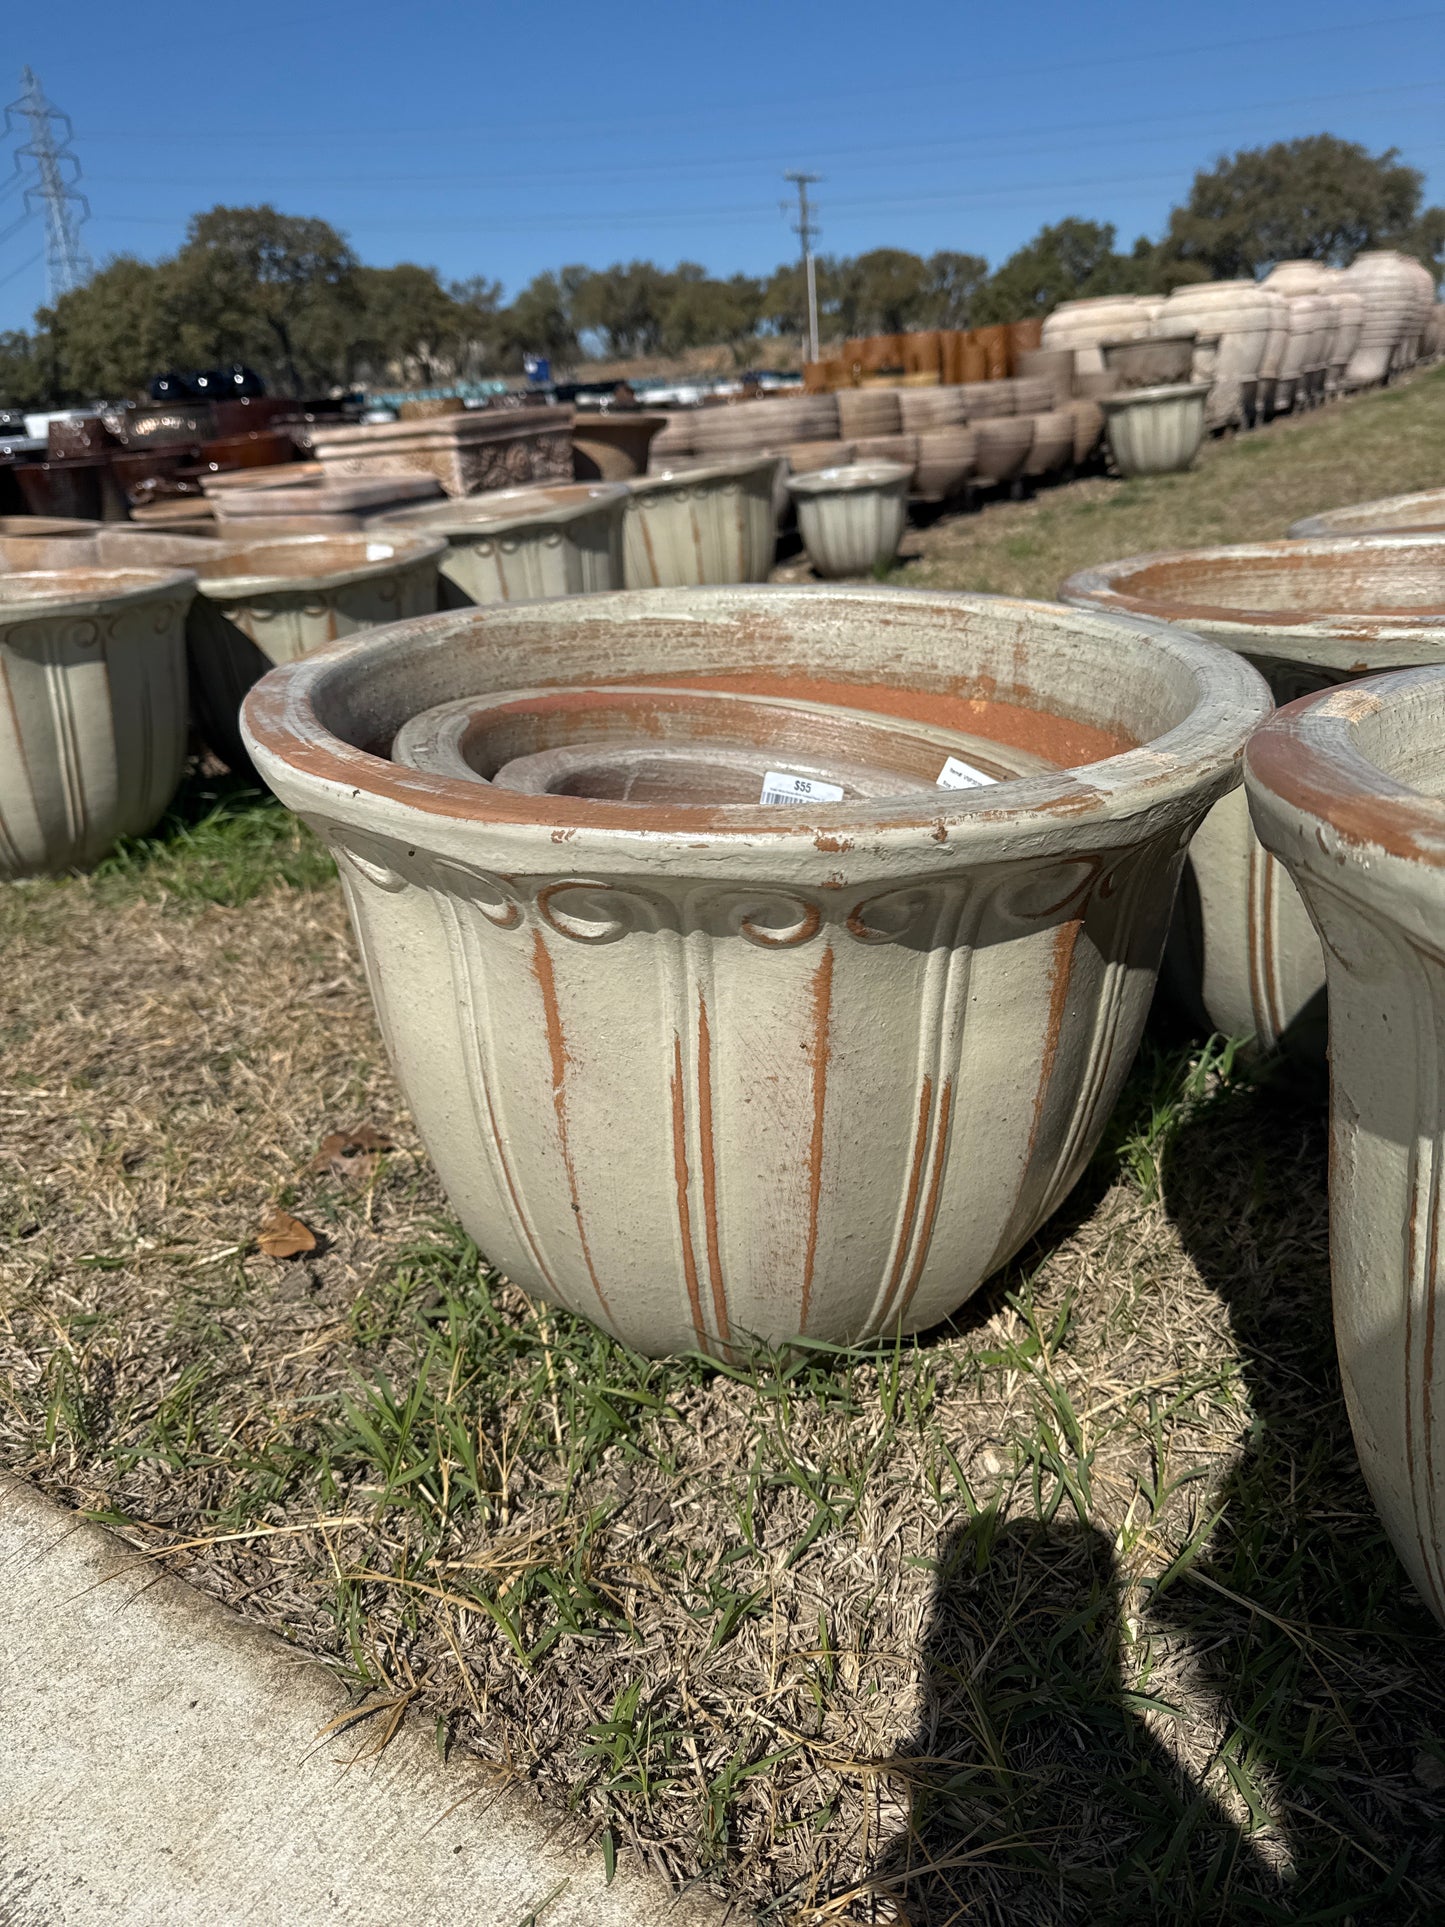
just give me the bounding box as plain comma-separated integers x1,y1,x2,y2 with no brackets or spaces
0,568,194,877
786,461,911,578
1101,384,1208,477
367,483,628,607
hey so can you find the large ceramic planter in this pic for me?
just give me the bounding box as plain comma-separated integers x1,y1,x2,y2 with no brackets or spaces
1162,282,1274,430
1041,297,1160,376
786,461,910,577
240,585,1269,1357
310,407,575,499
1100,334,1196,388
1289,490,1445,539
1245,667,1445,1625
621,458,778,589
1063,534,1445,1054
1340,252,1421,386
210,472,443,537
1100,384,1207,477
366,483,627,608
0,568,194,878
571,414,666,482
124,531,443,772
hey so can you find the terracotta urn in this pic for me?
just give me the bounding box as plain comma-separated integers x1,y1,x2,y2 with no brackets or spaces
1100,384,1207,477
240,585,1269,1357
0,567,194,878
786,461,911,577
1245,666,1445,1626
571,414,667,482
115,530,443,772
1062,534,1445,1055
1288,489,1445,540
366,483,627,608
621,457,779,589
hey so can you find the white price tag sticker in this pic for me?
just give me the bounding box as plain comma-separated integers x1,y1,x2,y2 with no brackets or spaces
760,770,846,806
365,542,395,561
936,755,999,790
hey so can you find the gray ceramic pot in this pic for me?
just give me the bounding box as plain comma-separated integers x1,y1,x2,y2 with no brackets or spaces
366,483,628,607
785,461,911,578
241,585,1268,1358
1245,666,1445,1625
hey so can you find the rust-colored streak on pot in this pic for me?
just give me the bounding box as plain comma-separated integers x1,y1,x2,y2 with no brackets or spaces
897,1079,955,1322
668,1033,708,1350
695,994,732,1348
1027,920,1082,1165
1246,700,1445,869
530,929,612,1319
877,1078,934,1325
669,671,1135,767
798,945,835,1333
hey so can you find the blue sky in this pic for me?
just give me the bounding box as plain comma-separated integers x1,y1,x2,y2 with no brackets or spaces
3,0,1442,332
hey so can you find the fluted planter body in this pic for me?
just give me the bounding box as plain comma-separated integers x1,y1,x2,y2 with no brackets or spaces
786,461,910,576
1340,252,1421,386
1101,384,1207,476
240,586,1269,1357
621,458,778,589
131,532,443,771
0,568,194,878
311,408,575,498
1245,667,1445,1625
1162,282,1272,429
366,483,627,608
1063,534,1445,1054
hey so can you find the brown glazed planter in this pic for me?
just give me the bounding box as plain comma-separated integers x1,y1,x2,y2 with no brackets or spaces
1245,667,1445,1626
239,585,1268,1357
975,325,1011,379
571,414,666,482
1062,534,1445,1055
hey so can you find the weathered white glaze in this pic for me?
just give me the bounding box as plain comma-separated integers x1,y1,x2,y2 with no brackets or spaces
1245,667,1445,1625
366,483,627,607
1100,383,1207,477
622,458,779,588
0,568,194,877
1063,533,1445,1053
241,586,1269,1357
786,461,911,578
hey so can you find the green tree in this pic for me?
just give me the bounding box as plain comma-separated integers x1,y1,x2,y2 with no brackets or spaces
921,250,989,328
659,264,762,354
837,248,930,334
1160,135,1444,278
497,269,580,369
39,255,179,396
570,260,672,357
0,328,62,407
349,263,466,385
975,218,1139,321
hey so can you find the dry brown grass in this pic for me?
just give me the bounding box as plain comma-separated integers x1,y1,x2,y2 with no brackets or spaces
6,374,1445,1921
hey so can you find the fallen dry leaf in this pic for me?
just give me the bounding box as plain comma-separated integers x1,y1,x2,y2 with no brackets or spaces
257,1207,317,1259
307,1123,396,1182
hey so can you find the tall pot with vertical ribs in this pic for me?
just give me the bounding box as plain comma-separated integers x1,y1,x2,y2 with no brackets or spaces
241,586,1267,1357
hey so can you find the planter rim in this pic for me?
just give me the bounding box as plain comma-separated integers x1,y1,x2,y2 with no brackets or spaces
629,456,780,496
1287,489,1445,540
1061,532,1445,669
1245,668,1445,870
240,584,1271,869
363,482,629,538
190,531,446,599
1098,383,1209,411
0,566,197,620
571,412,670,431
310,407,573,450
785,460,912,497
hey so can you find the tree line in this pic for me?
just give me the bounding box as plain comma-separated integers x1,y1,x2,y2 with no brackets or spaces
1,134,1440,405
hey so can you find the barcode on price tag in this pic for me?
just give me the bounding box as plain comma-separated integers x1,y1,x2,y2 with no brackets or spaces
760,770,846,806
936,755,999,790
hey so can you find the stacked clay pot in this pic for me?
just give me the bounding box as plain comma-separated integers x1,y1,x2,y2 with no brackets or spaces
1246,666,1445,1629
240,585,1269,1359
1159,282,1273,429
1063,534,1445,1058
0,567,195,877
1041,297,1161,376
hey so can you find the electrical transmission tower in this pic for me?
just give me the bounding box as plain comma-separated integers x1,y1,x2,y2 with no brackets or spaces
784,171,821,364
5,68,93,303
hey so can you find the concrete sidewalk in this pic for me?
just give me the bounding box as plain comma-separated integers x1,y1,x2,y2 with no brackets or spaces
0,1476,744,1926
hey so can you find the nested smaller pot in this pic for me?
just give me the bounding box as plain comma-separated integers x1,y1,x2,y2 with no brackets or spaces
0,567,195,878
240,585,1269,1357
366,483,627,608
1062,533,1445,1056
1245,667,1445,1625
621,457,779,589
786,461,911,577
1100,384,1207,477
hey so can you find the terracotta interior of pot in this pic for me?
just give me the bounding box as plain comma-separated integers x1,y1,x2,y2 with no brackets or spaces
1116,544,1445,615
391,684,1052,805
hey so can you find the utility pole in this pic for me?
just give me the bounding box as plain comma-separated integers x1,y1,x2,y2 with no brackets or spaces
784,171,821,365
5,69,93,304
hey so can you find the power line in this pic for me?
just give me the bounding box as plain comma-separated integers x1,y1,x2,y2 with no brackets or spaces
4,68,92,303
